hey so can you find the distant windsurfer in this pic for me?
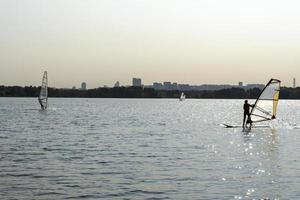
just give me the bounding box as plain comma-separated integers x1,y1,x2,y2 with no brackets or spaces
243,100,253,127
38,98,45,110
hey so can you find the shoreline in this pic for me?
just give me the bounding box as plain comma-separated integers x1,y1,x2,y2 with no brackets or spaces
1,85,300,99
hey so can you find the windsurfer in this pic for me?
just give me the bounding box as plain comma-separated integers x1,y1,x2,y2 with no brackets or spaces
38,98,45,110
243,100,253,127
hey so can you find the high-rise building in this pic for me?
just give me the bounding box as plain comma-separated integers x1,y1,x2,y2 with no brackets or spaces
81,82,87,90
132,78,142,87
293,78,296,88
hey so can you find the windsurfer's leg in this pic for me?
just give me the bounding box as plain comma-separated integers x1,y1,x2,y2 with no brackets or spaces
248,113,252,125
249,114,252,126
243,113,246,127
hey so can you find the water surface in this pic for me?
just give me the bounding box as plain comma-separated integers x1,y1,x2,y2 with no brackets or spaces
0,98,299,199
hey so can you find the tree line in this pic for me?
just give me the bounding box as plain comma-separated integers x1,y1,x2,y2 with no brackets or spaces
1,85,300,99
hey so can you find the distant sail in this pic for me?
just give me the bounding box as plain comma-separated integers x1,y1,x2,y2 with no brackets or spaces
179,92,186,101
250,79,281,123
38,71,48,110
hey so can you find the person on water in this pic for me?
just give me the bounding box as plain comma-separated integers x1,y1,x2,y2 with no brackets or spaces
243,100,253,127
38,98,46,110
39,99,44,110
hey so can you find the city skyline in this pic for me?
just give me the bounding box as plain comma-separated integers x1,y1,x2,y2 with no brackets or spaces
40,77,292,90
1,0,300,87
0,74,298,89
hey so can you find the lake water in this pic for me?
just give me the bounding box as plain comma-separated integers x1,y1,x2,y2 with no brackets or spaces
0,98,299,199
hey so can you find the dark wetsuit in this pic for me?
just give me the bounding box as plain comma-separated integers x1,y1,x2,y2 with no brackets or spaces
243,102,252,126
38,98,46,110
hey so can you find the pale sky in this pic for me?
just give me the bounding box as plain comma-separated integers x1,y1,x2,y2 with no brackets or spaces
1,0,300,88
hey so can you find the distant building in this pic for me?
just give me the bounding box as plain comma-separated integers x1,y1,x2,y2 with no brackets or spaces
150,80,265,91
163,82,172,90
81,82,87,90
143,85,154,89
132,78,142,87
293,78,296,88
171,82,178,90
244,84,264,90
153,82,163,90
114,81,120,87
192,84,232,91
178,84,191,91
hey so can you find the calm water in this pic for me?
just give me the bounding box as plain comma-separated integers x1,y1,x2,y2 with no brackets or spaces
0,98,299,200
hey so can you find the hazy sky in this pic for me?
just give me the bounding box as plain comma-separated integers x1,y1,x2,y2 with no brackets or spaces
1,0,300,88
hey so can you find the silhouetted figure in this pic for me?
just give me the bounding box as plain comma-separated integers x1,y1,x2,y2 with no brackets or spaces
243,100,253,127
38,98,45,110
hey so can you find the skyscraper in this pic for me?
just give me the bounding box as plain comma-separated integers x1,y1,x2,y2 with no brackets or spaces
81,82,87,90
132,78,142,87
293,78,296,88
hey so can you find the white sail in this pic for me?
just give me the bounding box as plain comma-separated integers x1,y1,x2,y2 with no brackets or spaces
249,79,281,123
179,92,186,101
38,71,48,110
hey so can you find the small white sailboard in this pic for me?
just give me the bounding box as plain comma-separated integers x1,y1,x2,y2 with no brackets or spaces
179,92,186,101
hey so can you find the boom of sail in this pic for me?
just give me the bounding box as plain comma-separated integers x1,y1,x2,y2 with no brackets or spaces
249,79,281,123
38,71,48,110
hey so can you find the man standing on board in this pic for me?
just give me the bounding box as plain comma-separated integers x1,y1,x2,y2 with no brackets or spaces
243,100,253,128
38,98,45,110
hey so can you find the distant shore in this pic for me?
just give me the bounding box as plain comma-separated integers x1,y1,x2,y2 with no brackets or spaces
1,85,300,99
